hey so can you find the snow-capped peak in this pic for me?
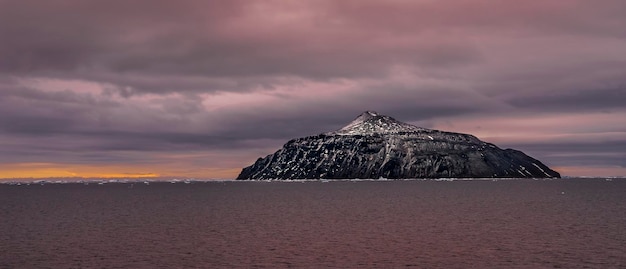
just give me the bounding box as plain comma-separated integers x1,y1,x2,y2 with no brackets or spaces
328,111,427,135
365,111,378,117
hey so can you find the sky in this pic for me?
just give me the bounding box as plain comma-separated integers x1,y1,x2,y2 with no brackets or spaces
1,0,625,179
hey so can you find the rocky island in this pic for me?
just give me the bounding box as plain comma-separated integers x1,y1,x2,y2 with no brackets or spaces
237,111,560,180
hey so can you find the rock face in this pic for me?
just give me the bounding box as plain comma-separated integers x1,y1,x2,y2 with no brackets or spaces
237,111,560,180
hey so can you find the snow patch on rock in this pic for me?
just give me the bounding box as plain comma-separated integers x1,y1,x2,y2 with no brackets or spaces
328,111,428,135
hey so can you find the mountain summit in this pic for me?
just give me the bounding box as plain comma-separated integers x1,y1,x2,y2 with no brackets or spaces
237,111,560,180
328,111,426,135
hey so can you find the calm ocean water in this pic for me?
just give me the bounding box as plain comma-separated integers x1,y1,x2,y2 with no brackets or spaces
1,179,625,268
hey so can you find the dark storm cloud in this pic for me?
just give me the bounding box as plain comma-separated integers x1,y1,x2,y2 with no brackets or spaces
0,85,113,135
507,87,626,112
0,0,245,72
0,88,234,149
501,140,626,168
0,0,485,95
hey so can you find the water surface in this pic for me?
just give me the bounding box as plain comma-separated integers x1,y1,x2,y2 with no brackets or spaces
1,179,625,268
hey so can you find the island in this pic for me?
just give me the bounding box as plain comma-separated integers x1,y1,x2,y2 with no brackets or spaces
237,111,560,180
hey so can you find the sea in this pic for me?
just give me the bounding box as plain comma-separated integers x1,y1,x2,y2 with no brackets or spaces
1,178,625,268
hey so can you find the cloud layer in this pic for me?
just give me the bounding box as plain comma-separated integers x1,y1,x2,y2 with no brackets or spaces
1,0,625,178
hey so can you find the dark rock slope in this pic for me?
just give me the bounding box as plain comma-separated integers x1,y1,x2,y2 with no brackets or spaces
237,111,560,179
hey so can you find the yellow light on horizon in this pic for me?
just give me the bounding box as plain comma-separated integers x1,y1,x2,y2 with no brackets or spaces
0,163,160,179
0,162,241,180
